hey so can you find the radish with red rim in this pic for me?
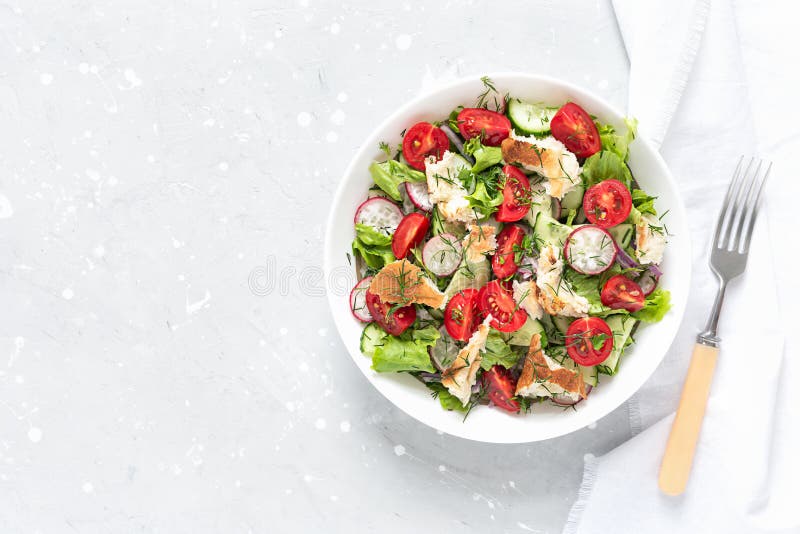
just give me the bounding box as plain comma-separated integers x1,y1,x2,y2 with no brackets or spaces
354,197,403,234
422,233,463,277
552,384,593,406
564,226,616,275
349,276,374,322
405,181,433,212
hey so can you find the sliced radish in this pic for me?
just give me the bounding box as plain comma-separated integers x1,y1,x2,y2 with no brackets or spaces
564,226,616,275
551,197,562,220
405,181,433,212
354,197,403,234
349,276,374,322
422,233,463,277
552,384,593,406
637,266,660,296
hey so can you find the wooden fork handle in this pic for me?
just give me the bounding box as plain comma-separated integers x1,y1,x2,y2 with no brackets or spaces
658,342,720,496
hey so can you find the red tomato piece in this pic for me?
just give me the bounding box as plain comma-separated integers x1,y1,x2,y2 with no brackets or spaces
583,179,632,228
495,165,531,222
444,289,480,342
492,224,525,279
601,274,646,312
481,365,520,413
456,108,511,147
391,213,430,259
565,317,614,366
402,122,450,171
364,291,416,336
477,280,526,333
550,102,601,158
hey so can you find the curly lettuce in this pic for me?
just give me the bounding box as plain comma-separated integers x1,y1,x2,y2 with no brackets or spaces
369,159,426,201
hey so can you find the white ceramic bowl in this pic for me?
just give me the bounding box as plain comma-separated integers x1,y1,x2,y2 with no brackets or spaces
324,73,690,443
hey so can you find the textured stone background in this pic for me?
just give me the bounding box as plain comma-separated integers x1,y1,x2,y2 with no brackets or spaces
0,1,642,532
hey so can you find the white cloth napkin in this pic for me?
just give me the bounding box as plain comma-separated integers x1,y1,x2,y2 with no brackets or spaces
563,0,795,532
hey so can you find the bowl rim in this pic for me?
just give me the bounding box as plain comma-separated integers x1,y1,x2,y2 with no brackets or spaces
323,72,690,443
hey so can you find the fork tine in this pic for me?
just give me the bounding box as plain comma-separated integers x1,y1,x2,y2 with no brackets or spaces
712,156,745,249
730,159,763,250
717,156,754,250
740,161,772,252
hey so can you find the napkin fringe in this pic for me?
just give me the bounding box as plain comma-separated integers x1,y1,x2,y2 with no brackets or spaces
651,0,710,147
561,454,600,534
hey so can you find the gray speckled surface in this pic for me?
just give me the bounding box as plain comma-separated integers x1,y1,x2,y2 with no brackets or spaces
0,1,633,532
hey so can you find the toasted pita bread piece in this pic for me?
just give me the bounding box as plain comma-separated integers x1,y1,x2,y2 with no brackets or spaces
441,316,492,406
500,133,581,199
461,224,497,263
369,259,445,309
535,244,589,317
515,333,586,400
512,280,543,320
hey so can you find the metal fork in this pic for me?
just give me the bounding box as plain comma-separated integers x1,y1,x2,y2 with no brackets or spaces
659,156,772,496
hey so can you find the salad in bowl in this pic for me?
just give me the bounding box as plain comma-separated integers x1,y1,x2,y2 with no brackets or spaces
347,77,671,418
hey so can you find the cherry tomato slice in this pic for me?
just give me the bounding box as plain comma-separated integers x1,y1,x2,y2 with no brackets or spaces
444,288,480,342
583,179,632,228
456,108,511,147
391,213,430,259
481,365,520,413
402,122,450,171
565,317,613,366
550,102,601,158
492,224,525,279
601,274,646,312
364,291,416,336
495,165,531,222
477,280,526,333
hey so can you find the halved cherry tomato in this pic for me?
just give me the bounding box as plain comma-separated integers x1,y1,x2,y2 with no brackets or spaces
550,102,601,158
477,280,526,333
481,365,520,413
565,317,613,366
365,291,416,336
583,179,632,228
391,213,429,259
444,289,480,342
492,224,525,279
601,274,645,312
496,165,531,222
456,108,511,147
402,122,450,171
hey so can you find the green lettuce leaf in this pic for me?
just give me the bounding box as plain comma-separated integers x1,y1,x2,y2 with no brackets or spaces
352,223,395,269
465,180,503,219
563,268,631,318
632,288,671,323
369,159,426,201
480,331,521,370
631,189,657,216
597,117,637,161
464,137,503,173
581,150,633,189
426,382,468,412
371,326,439,373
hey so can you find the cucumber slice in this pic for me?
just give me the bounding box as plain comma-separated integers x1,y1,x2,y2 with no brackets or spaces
580,365,599,387
360,323,388,357
598,315,638,374
552,315,571,336
507,99,558,135
608,223,634,250
561,185,585,211
506,317,546,347
533,212,573,249
443,257,491,302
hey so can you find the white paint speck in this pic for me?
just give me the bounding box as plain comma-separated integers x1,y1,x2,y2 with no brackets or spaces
28,427,42,443
62,288,74,300
0,195,13,218
314,418,326,430
393,444,405,456
297,112,312,127
330,495,339,502
82,482,94,494
218,162,229,172
330,109,345,125
40,73,53,85
285,401,295,412
395,34,412,50
124,68,142,87
438,465,446,472
317,328,328,337
93,245,105,258
330,22,341,34
279,327,288,335
78,63,90,74
336,92,348,103
303,474,313,483
298,362,309,372
339,420,350,433
265,41,275,50
326,131,338,143
15,375,23,384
